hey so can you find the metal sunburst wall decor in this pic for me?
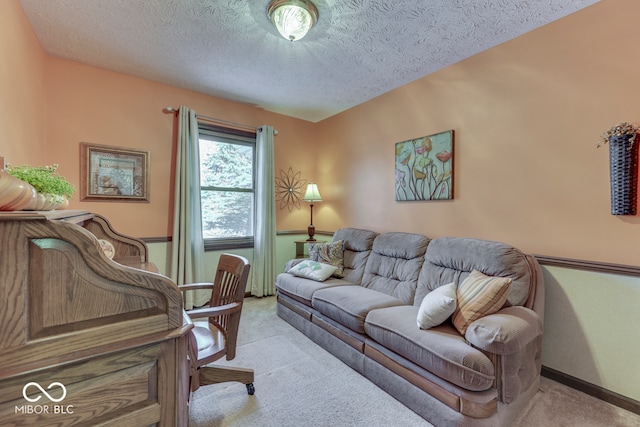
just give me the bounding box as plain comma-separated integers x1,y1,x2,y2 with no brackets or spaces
275,167,307,212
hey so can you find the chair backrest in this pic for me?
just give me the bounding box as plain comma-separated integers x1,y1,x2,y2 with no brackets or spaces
208,253,251,360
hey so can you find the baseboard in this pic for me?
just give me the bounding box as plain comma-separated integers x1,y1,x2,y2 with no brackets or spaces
541,366,640,415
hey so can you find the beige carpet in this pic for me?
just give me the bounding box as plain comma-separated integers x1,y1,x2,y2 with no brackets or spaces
189,297,640,427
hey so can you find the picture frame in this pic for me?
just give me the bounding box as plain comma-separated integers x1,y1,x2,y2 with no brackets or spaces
80,142,150,202
395,130,454,201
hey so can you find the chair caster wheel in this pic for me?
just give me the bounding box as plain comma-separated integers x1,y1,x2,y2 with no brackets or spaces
246,383,255,395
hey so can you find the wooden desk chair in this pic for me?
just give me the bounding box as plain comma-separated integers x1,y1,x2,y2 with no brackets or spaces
179,253,255,395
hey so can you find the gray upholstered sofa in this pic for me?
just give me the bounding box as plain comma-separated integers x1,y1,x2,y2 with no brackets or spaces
275,227,544,427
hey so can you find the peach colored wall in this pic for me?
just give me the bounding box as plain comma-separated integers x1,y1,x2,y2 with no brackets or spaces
0,1,46,166
315,0,640,265
6,0,640,264
42,57,316,237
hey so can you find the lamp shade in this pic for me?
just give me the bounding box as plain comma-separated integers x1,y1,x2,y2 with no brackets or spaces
267,0,318,41
303,183,322,202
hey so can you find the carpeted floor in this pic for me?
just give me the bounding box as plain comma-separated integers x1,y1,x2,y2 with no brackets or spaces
189,297,640,427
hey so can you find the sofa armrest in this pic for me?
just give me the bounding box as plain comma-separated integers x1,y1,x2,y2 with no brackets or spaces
284,258,307,271
465,306,543,355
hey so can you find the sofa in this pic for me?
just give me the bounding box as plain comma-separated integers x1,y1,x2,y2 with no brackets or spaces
275,227,544,427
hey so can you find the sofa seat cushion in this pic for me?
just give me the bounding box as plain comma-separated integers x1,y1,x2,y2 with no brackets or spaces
365,305,495,392
276,272,354,307
312,286,406,334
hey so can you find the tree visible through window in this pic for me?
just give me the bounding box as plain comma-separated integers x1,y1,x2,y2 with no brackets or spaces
199,125,256,248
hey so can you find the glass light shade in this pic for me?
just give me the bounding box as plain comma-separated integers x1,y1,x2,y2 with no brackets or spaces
303,183,322,202
268,0,318,41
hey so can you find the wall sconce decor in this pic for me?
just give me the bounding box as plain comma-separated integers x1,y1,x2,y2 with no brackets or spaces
598,122,639,215
302,183,322,241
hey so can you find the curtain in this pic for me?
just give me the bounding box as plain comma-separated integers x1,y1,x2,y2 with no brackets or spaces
170,106,207,309
252,125,277,297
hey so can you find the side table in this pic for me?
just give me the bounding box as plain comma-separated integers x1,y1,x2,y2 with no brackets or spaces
294,240,326,258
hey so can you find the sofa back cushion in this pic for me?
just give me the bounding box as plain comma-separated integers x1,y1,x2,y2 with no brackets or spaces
332,227,379,284
415,237,534,307
361,232,430,304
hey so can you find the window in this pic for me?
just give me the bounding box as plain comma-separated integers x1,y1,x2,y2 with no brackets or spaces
198,124,256,250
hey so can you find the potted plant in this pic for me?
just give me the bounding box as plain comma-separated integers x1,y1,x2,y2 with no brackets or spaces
5,163,76,210
598,122,640,215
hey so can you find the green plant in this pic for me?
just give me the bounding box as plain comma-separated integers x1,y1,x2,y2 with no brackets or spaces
6,163,76,198
597,122,640,148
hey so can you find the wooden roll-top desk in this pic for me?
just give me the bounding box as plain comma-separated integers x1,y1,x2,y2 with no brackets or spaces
0,210,191,427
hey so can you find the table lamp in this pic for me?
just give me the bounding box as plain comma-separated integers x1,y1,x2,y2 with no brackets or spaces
302,183,322,241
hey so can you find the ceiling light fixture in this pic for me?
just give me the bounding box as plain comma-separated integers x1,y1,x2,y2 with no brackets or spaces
267,0,318,41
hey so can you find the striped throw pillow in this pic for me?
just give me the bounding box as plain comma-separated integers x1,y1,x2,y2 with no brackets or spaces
452,269,512,335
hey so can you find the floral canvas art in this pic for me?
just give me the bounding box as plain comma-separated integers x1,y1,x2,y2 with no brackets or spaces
395,130,454,201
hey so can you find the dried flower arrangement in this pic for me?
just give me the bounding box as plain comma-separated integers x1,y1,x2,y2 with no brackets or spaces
597,122,640,148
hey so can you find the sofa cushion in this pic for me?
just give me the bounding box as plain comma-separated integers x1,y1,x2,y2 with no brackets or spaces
332,228,379,284
361,232,430,304
276,273,353,306
308,240,345,278
312,286,406,333
365,305,495,392
415,237,533,308
417,282,457,330
452,270,512,335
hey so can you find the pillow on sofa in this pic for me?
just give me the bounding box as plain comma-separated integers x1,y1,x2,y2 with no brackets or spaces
452,269,512,335
288,260,338,282
416,282,457,329
308,240,345,278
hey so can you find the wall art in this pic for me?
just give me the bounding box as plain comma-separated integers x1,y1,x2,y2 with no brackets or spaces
275,167,307,212
395,130,453,201
80,142,150,202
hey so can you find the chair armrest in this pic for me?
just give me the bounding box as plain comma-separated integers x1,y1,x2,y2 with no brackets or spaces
186,302,241,320
178,282,214,292
465,306,543,355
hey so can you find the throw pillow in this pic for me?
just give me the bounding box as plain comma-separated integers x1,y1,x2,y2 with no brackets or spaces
451,269,512,335
308,240,345,278
416,282,457,329
287,260,338,282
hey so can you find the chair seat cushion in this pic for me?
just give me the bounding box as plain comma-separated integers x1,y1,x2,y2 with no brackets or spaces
364,305,495,391
192,320,224,358
312,286,406,333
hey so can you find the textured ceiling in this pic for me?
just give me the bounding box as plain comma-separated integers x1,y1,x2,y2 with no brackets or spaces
20,0,599,122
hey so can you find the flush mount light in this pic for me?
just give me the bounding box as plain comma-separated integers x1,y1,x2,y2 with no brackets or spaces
267,0,318,41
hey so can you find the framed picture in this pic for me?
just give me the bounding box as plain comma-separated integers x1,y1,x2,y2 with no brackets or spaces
80,142,150,202
395,130,454,201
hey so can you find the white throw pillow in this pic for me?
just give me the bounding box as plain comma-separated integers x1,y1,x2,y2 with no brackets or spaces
288,260,338,282
417,282,457,329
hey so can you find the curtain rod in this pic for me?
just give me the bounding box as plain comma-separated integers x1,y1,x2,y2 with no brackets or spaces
162,106,276,134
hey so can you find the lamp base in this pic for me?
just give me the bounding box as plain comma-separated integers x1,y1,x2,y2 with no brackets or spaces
306,224,316,241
